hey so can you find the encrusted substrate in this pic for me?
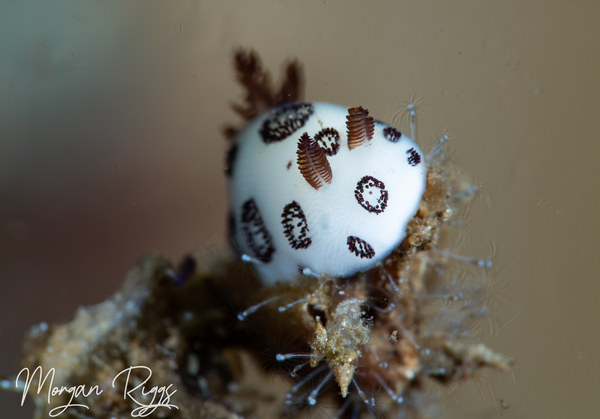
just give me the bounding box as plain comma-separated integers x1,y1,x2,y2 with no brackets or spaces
14,255,289,419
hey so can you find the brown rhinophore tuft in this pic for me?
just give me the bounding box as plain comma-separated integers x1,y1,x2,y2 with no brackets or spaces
346,106,375,150
276,59,303,105
297,133,333,190
230,48,303,122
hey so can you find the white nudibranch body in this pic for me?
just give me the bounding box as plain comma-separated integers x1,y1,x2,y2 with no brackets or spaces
228,102,426,284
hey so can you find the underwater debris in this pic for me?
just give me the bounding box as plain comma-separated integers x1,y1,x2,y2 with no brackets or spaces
9,255,289,419
310,299,371,398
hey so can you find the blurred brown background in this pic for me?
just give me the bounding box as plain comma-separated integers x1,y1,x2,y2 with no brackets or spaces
1,1,598,418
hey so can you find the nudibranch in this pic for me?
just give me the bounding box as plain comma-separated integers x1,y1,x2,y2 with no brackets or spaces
223,51,513,416
228,101,426,284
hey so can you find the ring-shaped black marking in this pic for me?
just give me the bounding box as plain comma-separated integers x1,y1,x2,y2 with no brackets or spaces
281,201,312,250
314,127,340,156
240,198,275,263
383,126,402,143
354,176,389,214
407,148,421,166
259,103,314,143
347,236,375,259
